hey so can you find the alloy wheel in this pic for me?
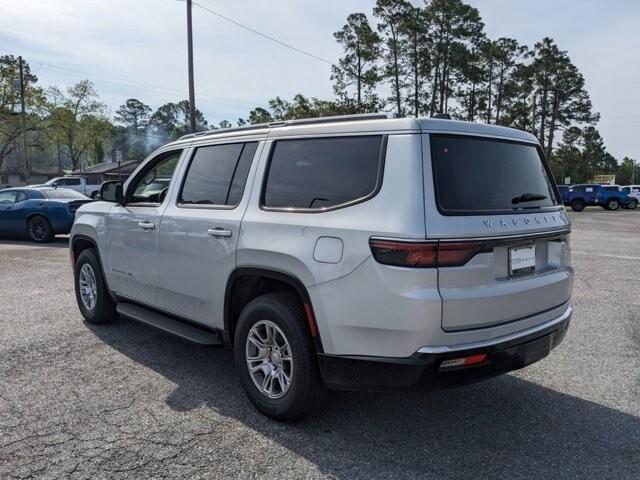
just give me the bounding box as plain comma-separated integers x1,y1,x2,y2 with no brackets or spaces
79,263,98,311
245,320,293,399
29,217,49,241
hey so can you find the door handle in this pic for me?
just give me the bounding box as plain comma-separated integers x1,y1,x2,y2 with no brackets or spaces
207,228,232,237
138,222,156,230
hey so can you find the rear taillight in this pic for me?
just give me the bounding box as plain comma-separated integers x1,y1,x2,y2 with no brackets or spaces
369,239,486,268
369,240,437,267
436,241,485,266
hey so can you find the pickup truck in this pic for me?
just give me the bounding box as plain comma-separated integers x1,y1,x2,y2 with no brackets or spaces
621,185,640,204
36,177,101,199
565,184,637,211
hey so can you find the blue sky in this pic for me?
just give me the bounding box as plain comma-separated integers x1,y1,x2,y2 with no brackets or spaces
1,0,638,159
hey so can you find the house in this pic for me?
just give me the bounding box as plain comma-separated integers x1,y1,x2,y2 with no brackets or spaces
72,160,141,184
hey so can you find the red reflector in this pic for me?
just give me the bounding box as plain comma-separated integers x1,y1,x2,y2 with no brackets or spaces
463,353,487,366
440,353,487,369
303,303,318,337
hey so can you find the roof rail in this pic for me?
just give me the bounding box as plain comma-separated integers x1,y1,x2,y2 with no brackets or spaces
177,112,390,141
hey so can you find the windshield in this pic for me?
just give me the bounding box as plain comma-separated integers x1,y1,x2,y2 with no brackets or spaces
40,188,88,199
431,135,559,214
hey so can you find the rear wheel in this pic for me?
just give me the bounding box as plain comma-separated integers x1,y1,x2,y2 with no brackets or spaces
627,199,637,210
234,292,323,421
74,249,117,324
570,200,585,212
607,199,620,211
27,215,53,242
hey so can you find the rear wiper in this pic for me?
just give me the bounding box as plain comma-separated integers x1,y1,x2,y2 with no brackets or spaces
512,193,548,204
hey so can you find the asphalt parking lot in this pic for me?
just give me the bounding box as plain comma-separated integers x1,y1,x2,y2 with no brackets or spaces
1,208,639,479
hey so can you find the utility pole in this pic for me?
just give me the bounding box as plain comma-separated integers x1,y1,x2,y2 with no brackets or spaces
18,56,29,185
186,0,196,133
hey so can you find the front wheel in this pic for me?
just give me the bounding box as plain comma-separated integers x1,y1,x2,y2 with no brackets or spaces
571,200,585,212
74,249,117,324
27,215,53,242
234,293,323,421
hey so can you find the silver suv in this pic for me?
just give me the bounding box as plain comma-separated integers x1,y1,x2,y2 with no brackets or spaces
70,114,573,420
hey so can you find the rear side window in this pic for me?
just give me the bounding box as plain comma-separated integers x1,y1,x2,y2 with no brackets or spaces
262,136,384,210
41,189,87,199
179,142,258,207
603,186,619,192
431,135,558,214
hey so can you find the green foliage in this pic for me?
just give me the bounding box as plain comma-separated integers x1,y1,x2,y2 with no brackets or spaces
148,100,208,140
45,80,110,170
0,0,627,181
0,55,45,172
331,13,382,112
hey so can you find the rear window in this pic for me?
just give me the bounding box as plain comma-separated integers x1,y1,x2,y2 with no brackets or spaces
602,186,619,192
41,188,87,199
431,135,558,214
262,136,384,210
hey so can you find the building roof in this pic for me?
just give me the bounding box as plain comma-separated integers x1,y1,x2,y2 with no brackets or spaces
75,160,140,174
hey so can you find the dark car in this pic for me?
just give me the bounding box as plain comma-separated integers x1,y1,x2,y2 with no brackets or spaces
557,185,570,204
0,187,92,242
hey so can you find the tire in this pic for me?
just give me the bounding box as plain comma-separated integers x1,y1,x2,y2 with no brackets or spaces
74,248,117,324
570,200,585,212
627,199,637,210
234,292,323,421
607,199,620,211
27,215,54,242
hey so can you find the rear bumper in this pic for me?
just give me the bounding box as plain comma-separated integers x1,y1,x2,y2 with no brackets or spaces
318,306,571,391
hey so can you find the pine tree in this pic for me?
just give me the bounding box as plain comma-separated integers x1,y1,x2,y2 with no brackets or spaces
332,13,381,112
374,0,411,117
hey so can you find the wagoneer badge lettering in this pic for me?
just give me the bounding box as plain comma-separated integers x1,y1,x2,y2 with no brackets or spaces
482,213,566,230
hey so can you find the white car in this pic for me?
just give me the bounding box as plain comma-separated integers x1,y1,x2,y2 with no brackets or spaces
621,185,640,202
37,177,101,199
70,114,573,420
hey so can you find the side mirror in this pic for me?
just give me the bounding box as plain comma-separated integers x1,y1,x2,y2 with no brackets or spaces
100,181,124,204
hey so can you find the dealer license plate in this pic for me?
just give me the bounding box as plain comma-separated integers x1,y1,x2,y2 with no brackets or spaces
509,245,536,276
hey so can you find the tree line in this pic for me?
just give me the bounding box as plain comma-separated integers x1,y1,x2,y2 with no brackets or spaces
0,0,636,184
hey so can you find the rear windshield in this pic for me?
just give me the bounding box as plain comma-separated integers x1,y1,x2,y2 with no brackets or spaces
40,188,88,199
431,135,559,214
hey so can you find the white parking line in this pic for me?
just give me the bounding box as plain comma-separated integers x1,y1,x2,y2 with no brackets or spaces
572,251,640,261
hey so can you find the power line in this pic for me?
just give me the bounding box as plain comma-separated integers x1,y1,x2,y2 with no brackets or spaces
192,0,334,66
33,61,268,109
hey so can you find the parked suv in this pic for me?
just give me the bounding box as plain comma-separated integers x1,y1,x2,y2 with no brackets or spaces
566,184,636,211
70,115,573,420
